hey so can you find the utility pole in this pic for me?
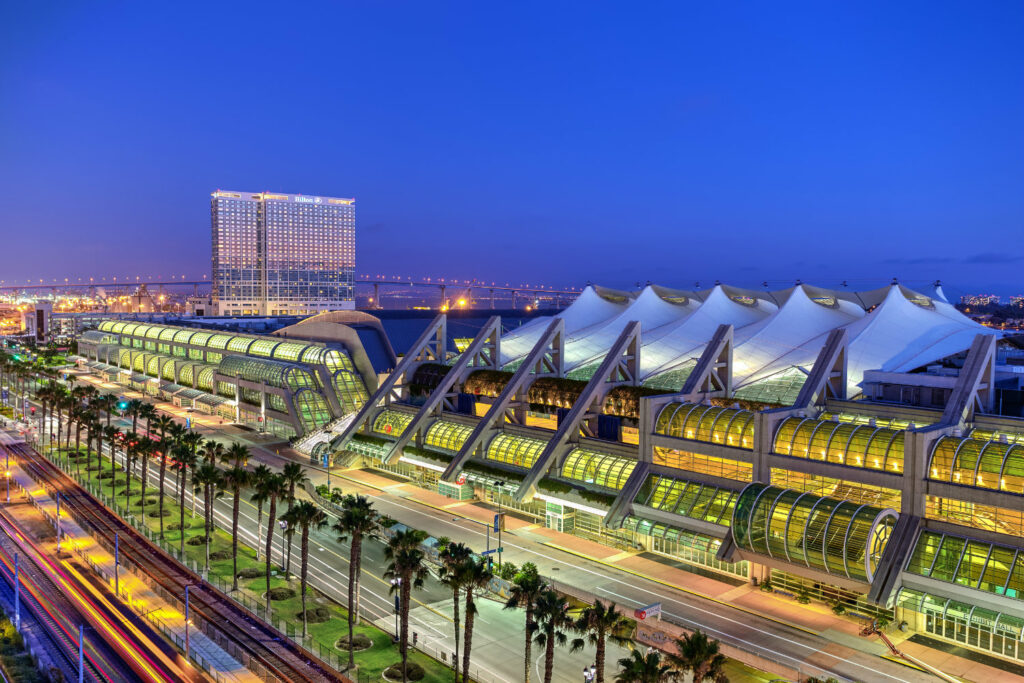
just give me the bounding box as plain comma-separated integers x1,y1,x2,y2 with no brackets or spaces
114,532,119,595
78,623,84,683
184,585,190,660
14,553,20,631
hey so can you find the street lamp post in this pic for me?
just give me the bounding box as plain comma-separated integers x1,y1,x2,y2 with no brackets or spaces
494,480,505,569
184,585,191,661
279,520,288,576
390,578,401,642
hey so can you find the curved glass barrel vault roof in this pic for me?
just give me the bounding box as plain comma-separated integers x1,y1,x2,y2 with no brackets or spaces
732,483,897,582
372,409,414,437
486,433,549,469
559,448,637,490
929,436,1024,494
774,417,905,473
424,420,474,452
654,403,754,449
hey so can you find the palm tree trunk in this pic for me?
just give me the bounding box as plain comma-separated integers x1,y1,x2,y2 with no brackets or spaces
524,609,533,683
346,535,361,670
300,526,309,639
256,505,263,561
178,471,187,555
158,454,167,539
544,627,555,683
453,587,462,683
461,588,475,683
140,454,149,507
401,579,411,683
231,486,240,591
265,497,278,620
596,635,606,683
204,484,212,572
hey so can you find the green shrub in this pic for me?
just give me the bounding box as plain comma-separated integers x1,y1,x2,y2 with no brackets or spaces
267,587,296,600
384,662,425,681
210,550,231,561
237,567,262,579
831,603,846,615
186,535,209,546
335,633,372,651
301,606,331,623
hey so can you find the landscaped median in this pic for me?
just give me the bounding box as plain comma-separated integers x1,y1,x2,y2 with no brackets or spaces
43,446,456,683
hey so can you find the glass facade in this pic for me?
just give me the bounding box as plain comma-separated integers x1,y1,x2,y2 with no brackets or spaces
732,483,897,582
652,447,753,482
774,417,905,473
898,588,1024,661
622,517,748,578
633,474,737,524
211,190,355,315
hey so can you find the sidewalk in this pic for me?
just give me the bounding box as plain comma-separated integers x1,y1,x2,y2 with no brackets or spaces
7,463,259,683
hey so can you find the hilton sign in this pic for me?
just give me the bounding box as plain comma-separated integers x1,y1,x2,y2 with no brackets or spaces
294,196,322,204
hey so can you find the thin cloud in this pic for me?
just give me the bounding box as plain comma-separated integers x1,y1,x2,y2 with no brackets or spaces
962,252,1024,264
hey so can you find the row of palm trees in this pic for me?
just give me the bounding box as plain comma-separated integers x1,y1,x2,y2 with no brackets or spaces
16,366,730,683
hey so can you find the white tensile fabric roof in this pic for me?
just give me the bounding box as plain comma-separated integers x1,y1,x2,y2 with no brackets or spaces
501,282,994,399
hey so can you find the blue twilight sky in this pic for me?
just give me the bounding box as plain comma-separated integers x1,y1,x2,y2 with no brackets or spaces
1,1,1022,296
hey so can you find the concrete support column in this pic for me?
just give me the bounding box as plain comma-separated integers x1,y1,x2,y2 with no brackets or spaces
752,412,775,482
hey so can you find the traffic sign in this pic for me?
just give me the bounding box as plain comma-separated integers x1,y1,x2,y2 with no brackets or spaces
633,602,662,620
481,548,504,556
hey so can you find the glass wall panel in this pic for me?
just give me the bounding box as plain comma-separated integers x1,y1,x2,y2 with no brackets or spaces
424,420,474,452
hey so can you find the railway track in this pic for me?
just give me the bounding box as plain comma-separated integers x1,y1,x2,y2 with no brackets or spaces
6,441,352,683
0,529,115,682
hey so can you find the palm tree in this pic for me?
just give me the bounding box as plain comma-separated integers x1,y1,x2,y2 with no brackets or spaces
383,528,428,683
281,501,328,638
125,398,145,435
505,562,547,683
571,600,634,683
279,462,308,574
249,464,273,561
122,431,140,501
533,589,574,683
174,443,199,555
220,465,250,591
439,541,473,683
201,439,224,465
615,650,674,683
97,392,119,428
666,630,728,683
192,462,223,573
179,431,204,516
460,556,494,683
332,494,381,671
158,421,185,539
103,425,120,485
259,473,289,620
138,402,157,440
225,442,249,468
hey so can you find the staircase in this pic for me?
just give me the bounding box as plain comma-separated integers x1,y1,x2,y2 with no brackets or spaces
294,413,356,456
